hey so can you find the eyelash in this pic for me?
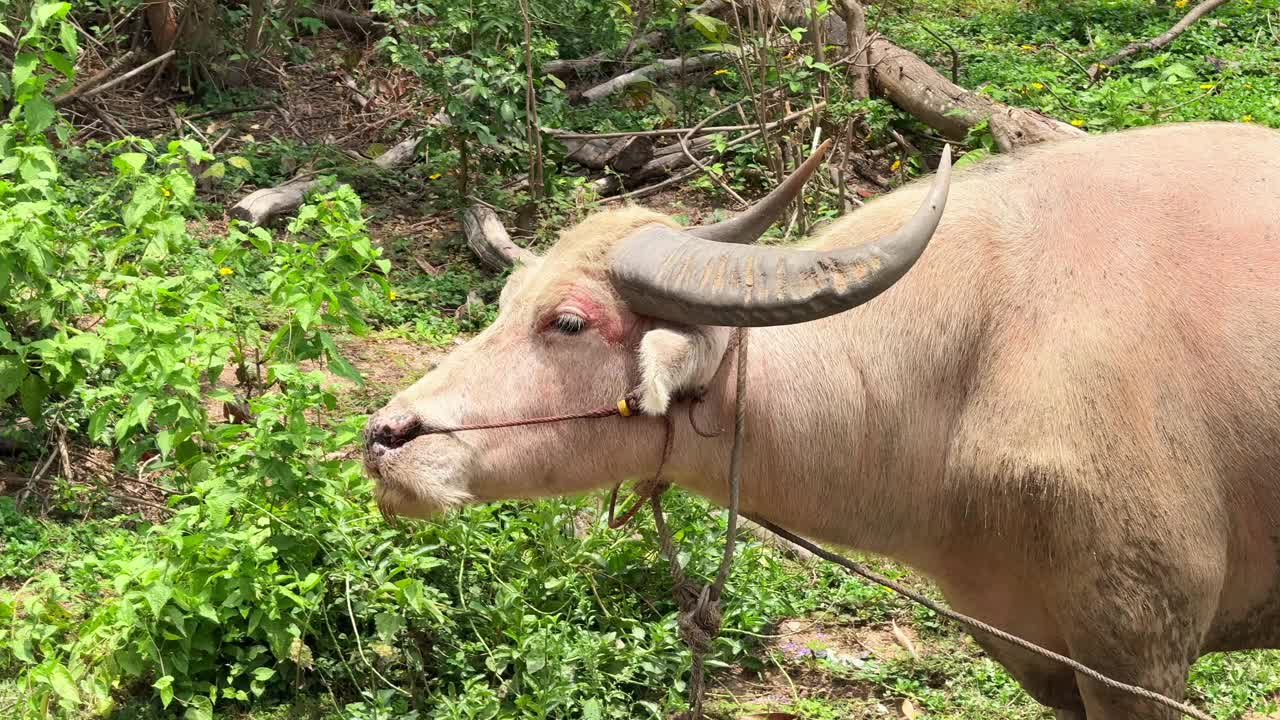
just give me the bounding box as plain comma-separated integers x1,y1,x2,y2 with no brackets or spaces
551,313,587,335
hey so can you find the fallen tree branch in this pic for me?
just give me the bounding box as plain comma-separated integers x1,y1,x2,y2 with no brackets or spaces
760,1,1083,151
562,135,654,172
54,48,145,106
307,6,389,37
867,37,1083,151
229,135,421,226
80,50,176,100
1088,0,1232,79
461,205,537,271
603,103,826,202
580,53,728,104
542,0,730,79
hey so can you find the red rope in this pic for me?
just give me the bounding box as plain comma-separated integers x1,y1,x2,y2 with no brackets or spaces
417,394,640,435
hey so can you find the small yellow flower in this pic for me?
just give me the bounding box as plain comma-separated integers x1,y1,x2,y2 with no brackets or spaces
1098,63,1108,70
1020,44,1035,51
1174,0,1187,7
1071,118,1086,127
714,68,730,76
429,172,443,180
218,267,233,276
162,187,172,197
1030,82,1045,90
388,291,398,301
1199,83,1214,90
1242,114,1254,123
890,159,902,172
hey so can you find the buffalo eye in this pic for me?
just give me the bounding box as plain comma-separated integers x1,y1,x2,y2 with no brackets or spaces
551,312,587,335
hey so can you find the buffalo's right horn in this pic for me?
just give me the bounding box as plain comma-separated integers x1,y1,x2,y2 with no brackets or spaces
686,140,833,244
608,145,953,327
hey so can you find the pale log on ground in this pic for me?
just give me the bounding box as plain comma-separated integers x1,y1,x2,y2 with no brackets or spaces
867,38,1084,151
581,53,728,104
461,206,537,271
1088,0,1232,79
229,135,421,226
760,0,1083,151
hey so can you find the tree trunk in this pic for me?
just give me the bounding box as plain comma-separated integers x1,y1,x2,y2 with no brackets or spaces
147,0,179,53
867,38,1084,151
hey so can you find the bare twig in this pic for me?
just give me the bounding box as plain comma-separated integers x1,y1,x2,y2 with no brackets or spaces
920,23,960,84
54,48,145,106
680,101,751,208
580,53,728,103
81,50,176,100
1088,0,1233,78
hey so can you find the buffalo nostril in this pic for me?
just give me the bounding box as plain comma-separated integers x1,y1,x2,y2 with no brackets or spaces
368,413,426,450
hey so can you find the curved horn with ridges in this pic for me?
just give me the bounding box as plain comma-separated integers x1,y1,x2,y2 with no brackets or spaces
687,139,834,244
609,145,953,327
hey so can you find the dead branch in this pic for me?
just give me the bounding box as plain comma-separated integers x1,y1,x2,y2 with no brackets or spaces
54,49,145,106
229,135,421,226
868,38,1083,151
461,206,537,271
1088,0,1233,79
755,0,1083,151
562,135,655,172
80,50,177,100
307,6,389,37
543,0,730,79
580,53,728,104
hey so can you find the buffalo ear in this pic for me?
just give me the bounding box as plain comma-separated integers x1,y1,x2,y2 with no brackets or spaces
635,325,731,415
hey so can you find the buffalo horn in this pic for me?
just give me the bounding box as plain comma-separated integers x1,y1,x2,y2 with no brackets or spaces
609,144,953,327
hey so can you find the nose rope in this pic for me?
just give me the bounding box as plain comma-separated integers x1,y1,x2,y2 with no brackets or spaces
412,394,644,435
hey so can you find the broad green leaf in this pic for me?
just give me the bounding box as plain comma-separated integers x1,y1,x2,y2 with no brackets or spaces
48,663,79,704
318,332,363,384
112,152,147,175
12,53,37,88
374,612,404,640
9,633,34,663
58,18,77,56
33,1,71,29
43,50,73,79
24,95,55,133
154,675,174,708
200,162,226,179
582,698,603,720
143,581,172,616
0,354,26,401
19,372,46,423
228,156,252,171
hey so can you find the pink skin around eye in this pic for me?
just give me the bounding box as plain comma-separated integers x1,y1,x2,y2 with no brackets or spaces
550,289,630,346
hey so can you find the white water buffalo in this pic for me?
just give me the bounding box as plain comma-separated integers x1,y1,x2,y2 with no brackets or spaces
365,121,1280,719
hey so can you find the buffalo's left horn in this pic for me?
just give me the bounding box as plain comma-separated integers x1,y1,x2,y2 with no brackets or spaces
608,145,952,327
687,139,834,244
